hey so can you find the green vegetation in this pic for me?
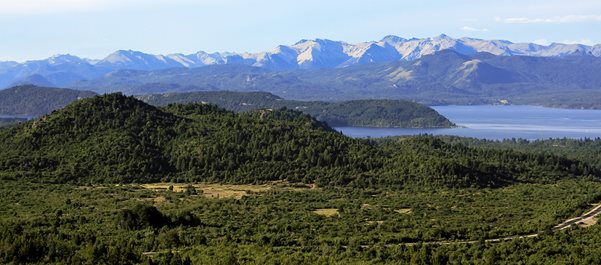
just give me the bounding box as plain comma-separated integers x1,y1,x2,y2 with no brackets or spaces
0,93,596,187
0,85,454,128
1,179,601,264
423,136,601,169
0,117,26,128
0,85,96,116
138,91,454,128
1,93,601,264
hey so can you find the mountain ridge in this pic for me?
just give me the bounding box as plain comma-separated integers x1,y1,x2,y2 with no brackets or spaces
0,85,97,116
73,50,601,108
1,35,600,88
137,91,455,128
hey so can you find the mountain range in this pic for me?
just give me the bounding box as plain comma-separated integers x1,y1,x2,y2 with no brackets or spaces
73,50,601,108
1,34,600,89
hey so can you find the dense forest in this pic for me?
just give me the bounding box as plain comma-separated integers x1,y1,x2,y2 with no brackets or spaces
0,86,453,128
1,93,601,264
419,136,601,170
0,93,597,188
137,91,454,128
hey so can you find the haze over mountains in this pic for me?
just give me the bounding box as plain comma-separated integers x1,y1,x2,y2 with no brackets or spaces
73,50,601,108
0,85,96,117
1,34,601,89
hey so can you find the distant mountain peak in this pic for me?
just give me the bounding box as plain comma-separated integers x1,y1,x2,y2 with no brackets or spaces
434,33,452,39
2,35,601,89
381,35,406,44
45,54,88,65
10,74,56,88
294,39,310,45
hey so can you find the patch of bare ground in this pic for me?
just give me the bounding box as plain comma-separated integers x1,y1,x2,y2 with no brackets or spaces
578,217,598,227
577,203,600,227
313,208,339,217
139,182,314,199
395,208,412,214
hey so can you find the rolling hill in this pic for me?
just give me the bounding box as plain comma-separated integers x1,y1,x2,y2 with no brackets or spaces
0,93,595,188
0,85,452,128
137,91,454,128
0,85,97,116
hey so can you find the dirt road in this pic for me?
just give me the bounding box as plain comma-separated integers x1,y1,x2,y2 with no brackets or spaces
401,203,601,246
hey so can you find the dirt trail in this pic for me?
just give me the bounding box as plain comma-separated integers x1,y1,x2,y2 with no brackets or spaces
399,203,601,246
554,203,601,230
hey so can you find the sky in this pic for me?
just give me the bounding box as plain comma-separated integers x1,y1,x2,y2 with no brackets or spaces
0,0,600,62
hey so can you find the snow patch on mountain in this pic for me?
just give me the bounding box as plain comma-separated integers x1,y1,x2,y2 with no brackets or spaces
1,35,601,89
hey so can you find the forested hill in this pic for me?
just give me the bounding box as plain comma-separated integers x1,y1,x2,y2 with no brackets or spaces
0,118,26,128
0,93,376,184
0,93,597,187
137,91,454,128
0,85,97,116
0,85,452,128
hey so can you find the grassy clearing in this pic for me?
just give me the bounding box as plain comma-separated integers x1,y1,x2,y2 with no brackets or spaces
139,182,313,199
313,208,340,217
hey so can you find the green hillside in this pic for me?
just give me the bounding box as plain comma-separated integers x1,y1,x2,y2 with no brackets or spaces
0,117,26,128
0,93,374,184
0,85,97,116
0,93,596,188
137,91,454,128
1,94,601,264
0,85,453,128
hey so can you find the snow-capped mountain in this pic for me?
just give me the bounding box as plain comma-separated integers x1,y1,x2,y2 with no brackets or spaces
589,44,601,57
1,34,600,88
72,49,601,107
0,54,106,88
96,50,187,71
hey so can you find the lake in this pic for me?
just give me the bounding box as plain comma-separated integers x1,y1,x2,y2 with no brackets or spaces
335,105,601,140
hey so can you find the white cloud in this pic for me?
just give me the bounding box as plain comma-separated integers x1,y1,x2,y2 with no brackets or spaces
532,39,551,45
563,39,596,46
503,15,601,24
460,26,489,32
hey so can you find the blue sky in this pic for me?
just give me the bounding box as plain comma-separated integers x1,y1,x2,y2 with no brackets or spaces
0,0,600,62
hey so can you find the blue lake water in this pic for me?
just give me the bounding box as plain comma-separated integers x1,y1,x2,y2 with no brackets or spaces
335,105,601,140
